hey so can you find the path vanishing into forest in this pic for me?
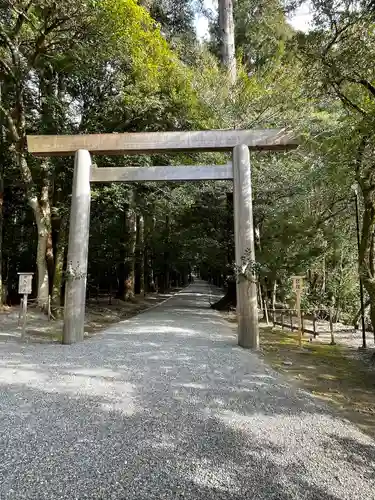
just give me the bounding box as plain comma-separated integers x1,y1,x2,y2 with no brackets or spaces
0,281,374,499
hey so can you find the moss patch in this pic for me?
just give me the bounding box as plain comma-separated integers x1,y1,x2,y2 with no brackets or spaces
260,326,375,438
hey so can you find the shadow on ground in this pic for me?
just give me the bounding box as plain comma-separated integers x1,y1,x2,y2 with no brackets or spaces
0,282,374,499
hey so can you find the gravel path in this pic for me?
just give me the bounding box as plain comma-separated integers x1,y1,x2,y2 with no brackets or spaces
0,280,374,499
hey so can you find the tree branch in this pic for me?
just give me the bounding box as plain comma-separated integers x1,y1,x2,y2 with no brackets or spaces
316,197,351,227
0,103,20,142
0,103,38,211
0,25,20,68
0,57,15,80
357,79,375,99
355,135,368,179
32,17,72,65
323,19,356,56
12,1,35,38
332,82,367,116
0,24,28,72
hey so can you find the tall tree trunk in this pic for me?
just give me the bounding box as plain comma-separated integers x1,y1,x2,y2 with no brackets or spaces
0,82,4,308
117,215,126,299
359,190,375,329
51,216,67,317
0,166,3,308
218,0,236,84
261,283,269,324
16,153,51,309
272,280,277,310
124,204,137,300
135,214,145,295
37,160,52,309
211,278,236,310
226,191,234,271
163,214,170,292
1,98,52,308
257,281,263,312
46,230,54,294
40,71,56,300
22,164,50,309
145,216,156,292
356,138,375,331
35,217,49,308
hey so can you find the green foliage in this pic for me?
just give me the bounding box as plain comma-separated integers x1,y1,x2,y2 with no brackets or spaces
0,0,372,332
234,0,294,69
97,0,189,88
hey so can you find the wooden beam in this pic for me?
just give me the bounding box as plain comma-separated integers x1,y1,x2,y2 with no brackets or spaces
90,164,233,183
27,128,297,156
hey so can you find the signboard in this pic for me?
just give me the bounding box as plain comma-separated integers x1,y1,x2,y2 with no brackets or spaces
292,275,305,292
18,273,33,295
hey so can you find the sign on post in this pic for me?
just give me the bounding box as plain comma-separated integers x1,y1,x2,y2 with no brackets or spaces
18,273,33,339
292,276,304,293
292,275,305,347
18,273,33,294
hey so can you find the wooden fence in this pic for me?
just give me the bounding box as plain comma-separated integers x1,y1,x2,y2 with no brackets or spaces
265,308,335,340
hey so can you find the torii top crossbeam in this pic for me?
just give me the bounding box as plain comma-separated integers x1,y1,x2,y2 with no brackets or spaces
27,128,297,156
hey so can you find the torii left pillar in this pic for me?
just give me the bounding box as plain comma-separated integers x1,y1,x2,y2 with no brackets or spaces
63,149,91,344
233,144,259,349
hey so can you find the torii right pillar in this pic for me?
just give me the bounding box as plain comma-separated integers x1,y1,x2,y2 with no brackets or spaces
233,144,259,349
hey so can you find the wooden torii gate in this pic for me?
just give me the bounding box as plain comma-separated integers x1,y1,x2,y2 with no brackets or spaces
27,129,297,348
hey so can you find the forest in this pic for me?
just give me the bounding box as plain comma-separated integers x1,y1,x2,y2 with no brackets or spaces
1,0,375,331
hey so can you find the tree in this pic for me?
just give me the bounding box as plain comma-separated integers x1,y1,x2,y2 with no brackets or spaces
0,0,368,338
234,0,294,70
218,0,236,83
0,0,198,308
294,1,375,328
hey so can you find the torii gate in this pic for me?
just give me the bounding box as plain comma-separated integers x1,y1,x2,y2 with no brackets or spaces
27,129,297,348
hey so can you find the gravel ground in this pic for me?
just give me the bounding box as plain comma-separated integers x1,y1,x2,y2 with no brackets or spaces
0,292,175,342
0,280,374,499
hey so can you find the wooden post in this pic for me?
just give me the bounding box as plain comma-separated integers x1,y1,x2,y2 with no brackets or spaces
18,297,23,326
233,144,259,349
264,297,269,325
292,276,305,347
301,310,305,336
265,307,269,325
329,309,336,345
281,310,284,330
22,293,27,339
63,150,91,344
47,295,51,321
17,273,33,336
290,309,294,331
296,294,302,347
257,281,263,315
313,312,317,337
